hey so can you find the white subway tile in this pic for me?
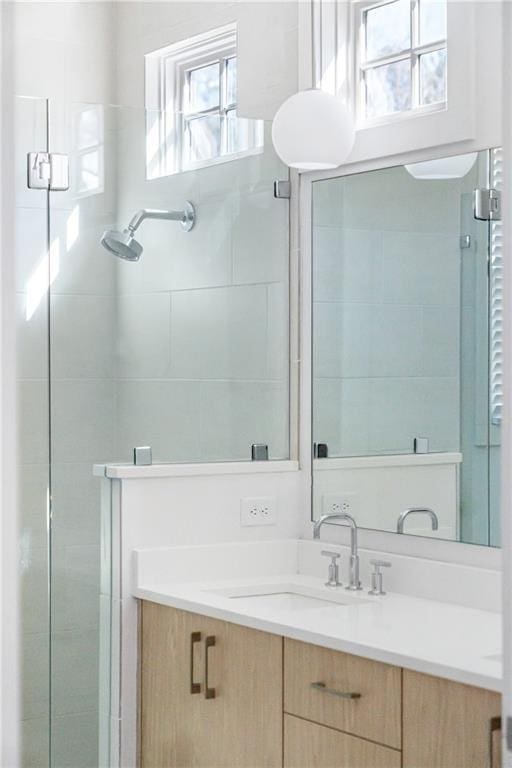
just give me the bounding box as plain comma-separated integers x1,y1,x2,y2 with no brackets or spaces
115,380,201,463
51,295,115,379
117,293,171,379
170,285,268,380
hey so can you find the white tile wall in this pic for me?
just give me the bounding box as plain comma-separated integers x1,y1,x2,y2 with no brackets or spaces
115,380,202,463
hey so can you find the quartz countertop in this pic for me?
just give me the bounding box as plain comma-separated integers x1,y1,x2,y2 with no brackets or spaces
134,566,501,692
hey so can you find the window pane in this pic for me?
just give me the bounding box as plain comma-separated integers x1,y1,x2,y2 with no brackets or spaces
365,0,410,61
226,57,237,105
187,114,221,162
188,63,220,112
366,59,411,118
420,48,447,105
420,0,447,45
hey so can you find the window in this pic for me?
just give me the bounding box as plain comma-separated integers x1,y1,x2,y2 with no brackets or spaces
145,25,263,178
355,0,447,123
72,104,104,197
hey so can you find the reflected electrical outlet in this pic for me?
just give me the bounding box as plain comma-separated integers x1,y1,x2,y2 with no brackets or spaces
322,492,359,519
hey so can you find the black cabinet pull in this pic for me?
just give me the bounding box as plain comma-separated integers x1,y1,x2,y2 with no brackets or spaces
190,632,201,694
205,635,216,700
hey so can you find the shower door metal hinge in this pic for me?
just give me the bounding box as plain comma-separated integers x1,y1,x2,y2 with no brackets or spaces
274,180,291,199
27,152,69,191
474,188,501,221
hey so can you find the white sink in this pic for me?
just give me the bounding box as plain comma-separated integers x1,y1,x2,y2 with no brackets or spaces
206,582,369,611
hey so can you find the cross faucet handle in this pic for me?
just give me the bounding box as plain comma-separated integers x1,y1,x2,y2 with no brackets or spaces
368,560,391,596
321,550,340,560
321,550,342,587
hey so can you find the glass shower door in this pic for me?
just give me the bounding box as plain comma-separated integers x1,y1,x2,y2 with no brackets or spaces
15,96,51,768
48,99,115,768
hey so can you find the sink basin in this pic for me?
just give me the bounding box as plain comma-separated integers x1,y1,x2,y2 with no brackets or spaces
206,583,369,611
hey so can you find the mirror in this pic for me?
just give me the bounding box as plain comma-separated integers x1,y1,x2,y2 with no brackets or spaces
312,148,502,546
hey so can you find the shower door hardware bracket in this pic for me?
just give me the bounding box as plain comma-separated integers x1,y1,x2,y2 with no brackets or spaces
274,180,291,199
474,188,501,221
27,152,69,191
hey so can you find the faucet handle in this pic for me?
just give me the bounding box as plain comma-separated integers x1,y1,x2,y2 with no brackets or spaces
368,560,391,596
321,550,340,561
321,551,342,587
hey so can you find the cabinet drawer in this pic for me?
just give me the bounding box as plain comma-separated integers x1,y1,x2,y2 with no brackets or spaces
284,714,401,768
284,639,402,749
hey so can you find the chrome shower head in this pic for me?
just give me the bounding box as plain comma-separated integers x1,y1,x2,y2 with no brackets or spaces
100,229,143,261
100,201,196,261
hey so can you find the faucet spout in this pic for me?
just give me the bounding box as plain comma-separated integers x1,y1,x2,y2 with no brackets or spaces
397,507,439,534
312,513,362,591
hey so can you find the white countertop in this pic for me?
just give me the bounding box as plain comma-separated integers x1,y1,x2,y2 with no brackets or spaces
135,568,502,692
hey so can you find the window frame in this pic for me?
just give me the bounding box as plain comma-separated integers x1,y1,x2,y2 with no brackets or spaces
145,24,263,178
353,0,448,127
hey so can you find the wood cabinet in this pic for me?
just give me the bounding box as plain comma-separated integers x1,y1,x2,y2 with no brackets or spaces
140,602,282,768
284,714,401,768
140,601,501,768
403,670,501,768
284,638,401,749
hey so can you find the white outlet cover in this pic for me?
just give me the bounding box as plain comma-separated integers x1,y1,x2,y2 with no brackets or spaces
322,492,359,518
240,497,277,526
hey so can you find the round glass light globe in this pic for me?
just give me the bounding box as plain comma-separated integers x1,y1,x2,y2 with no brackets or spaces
404,152,478,180
271,89,355,170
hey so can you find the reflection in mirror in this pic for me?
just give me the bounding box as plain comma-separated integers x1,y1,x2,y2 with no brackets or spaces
312,149,501,547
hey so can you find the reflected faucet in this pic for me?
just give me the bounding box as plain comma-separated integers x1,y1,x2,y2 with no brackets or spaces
397,507,439,534
313,514,362,591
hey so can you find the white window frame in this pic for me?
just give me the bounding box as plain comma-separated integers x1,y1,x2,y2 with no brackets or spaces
353,0,447,127
145,24,263,178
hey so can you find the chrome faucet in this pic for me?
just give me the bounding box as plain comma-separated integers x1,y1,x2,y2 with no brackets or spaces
397,507,439,534
313,513,362,591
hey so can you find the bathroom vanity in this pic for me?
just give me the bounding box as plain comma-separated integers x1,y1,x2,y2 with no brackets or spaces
140,602,500,768
134,540,502,768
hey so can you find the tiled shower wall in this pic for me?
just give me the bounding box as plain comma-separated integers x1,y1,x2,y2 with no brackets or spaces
113,117,290,463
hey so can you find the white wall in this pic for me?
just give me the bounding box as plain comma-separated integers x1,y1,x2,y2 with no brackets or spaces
2,3,20,766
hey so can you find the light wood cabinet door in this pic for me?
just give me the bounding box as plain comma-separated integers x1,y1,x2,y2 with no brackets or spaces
284,714,401,768
284,638,402,749
403,670,501,768
141,601,282,768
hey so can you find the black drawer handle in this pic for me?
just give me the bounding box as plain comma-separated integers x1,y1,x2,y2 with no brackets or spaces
190,632,201,694
205,635,216,700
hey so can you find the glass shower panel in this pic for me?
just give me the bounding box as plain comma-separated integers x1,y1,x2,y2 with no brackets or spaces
113,107,290,464
15,96,50,768
48,99,116,768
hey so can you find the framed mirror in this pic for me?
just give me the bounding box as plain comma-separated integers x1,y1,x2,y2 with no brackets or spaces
311,148,502,546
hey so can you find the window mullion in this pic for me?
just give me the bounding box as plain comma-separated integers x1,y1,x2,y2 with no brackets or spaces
411,0,419,108
220,56,228,156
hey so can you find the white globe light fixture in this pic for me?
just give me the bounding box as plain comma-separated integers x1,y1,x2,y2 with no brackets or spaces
272,89,355,170
404,152,478,180
272,0,355,171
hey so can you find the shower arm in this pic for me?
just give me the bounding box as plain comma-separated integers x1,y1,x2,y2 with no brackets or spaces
127,208,189,233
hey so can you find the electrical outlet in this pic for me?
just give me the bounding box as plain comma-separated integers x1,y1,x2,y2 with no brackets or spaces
240,497,277,526
322,492,359,518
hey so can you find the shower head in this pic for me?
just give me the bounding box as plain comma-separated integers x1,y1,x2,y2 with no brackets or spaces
101,201,196,261
101,229,143,262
